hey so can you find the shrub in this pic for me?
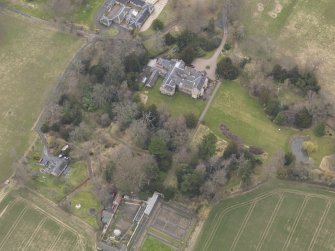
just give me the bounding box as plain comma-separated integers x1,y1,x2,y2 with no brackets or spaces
313,122,326,137
152,19,164,31
164,33,176,45
205,18,215,34
284,152,295,166
180,46,197,64
60,128,70,141
124,53,149,73
184,113,198,129
105,161,115,183
199,37,221,51
294,108,312,129
199,133,217,160
303,141,318,155
50,123,60,132
270,64,287,83
41,123,49,133
149,137,171,171
274,112,285,126
249,146,264,155
176,165,203,197
163,186,176,200
61,103,82,126
224,43,232,51
89,64,106,83
216,57,239,80
265,99,281,118
176,30,196,50
223,141,239,159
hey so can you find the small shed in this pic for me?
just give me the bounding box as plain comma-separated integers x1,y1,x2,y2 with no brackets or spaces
101,210,113,225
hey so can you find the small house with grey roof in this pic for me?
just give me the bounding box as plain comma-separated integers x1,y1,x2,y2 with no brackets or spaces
145,58,208,99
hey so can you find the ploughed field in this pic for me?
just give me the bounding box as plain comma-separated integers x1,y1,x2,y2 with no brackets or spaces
0,12,83,182
194,180,335,251
0,189,94,250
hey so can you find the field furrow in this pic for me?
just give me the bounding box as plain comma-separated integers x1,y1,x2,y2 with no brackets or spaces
230,201,256,251
195,181,335,251
256,194,284,251
307,201,332,251
281,196,309,251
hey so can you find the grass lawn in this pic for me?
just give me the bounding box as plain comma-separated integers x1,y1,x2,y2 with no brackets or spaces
0,12,83,183
101,27,119,36
28,160,88,202
66,161,88,188
0,0,104,28
0,0,54,20
71,0,105,28
204,81,295,154
141,78,207,118
194,179,335,251
143,34,169,57
69,182,100,229
141,237,175,251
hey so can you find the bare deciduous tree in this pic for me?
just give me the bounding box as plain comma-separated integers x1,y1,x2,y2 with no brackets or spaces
111,147,155,193
128,119,149,148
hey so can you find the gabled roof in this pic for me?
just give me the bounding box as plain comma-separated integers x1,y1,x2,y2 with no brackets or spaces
129,0,146,7
116,0,128,5
136,8,151,25
101,210,113,224
144,192,160,216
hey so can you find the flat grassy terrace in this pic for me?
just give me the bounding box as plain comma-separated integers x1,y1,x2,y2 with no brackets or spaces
141,237,175,251
69,182,101,229
194,179,335,251
0,12,83,182
204,81,295,154
141,79,207,118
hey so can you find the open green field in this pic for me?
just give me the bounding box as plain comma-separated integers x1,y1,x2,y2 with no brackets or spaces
141,237,175,251
0,12,83,182
194,179,335,251
0,188,94,250
141,79,207,118
69,182,101,229
240,0,335,100
204,81,295,154
0,0,104,27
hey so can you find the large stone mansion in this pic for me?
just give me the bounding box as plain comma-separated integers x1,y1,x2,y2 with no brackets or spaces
144,58,208,99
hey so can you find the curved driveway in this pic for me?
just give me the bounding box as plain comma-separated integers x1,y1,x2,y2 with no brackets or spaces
192,11,228,80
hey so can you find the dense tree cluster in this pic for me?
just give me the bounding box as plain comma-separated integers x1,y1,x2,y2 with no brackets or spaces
216,57,239,80
270,65,320,94
152,19,164,31
165,30,221,64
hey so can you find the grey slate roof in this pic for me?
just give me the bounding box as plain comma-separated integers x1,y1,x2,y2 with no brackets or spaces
40,155,68,177
156,58,207,94
101,210,113,224
116,0,128,5
129,0,146,7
